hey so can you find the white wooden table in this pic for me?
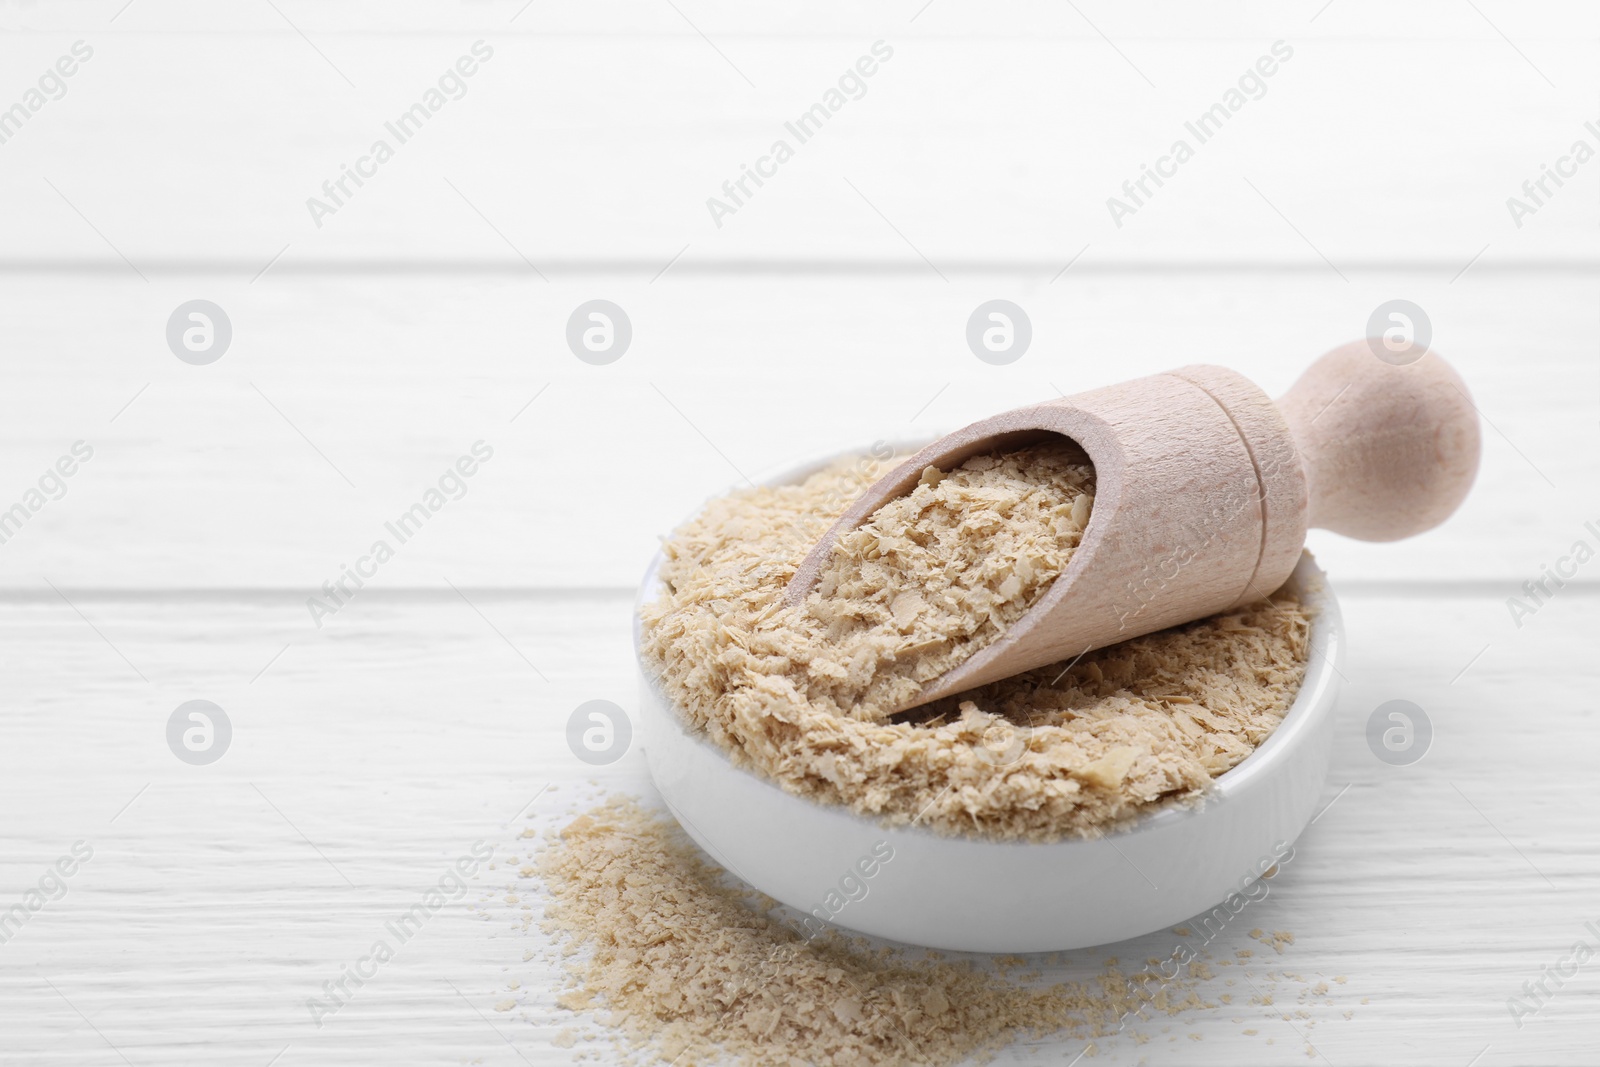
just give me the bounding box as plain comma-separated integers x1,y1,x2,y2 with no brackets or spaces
1,2,1596,1063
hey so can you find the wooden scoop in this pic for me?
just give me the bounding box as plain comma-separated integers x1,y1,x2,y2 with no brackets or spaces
785,341,1481,713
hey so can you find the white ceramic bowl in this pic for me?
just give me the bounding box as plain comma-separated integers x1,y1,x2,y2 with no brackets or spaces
634,447,1343,953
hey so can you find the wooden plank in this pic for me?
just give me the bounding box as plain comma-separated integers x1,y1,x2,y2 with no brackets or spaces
0,31,1593,263
0,272,1588,589
0,588,1594,1063
6,0,1599,39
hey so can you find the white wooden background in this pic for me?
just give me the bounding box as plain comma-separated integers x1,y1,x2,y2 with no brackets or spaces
1,1,1596,1063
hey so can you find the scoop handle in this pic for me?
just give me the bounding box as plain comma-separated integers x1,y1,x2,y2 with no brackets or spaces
1277,341,1481,542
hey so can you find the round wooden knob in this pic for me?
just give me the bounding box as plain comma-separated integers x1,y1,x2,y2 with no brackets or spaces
1278,342,1481,542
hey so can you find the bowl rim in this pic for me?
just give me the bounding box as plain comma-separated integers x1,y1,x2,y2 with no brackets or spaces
634,438,1343,846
